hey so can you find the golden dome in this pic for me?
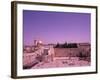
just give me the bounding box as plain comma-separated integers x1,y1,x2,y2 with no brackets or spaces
38,40,42,44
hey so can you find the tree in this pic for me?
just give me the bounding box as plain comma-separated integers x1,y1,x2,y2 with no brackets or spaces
54,42,60,48
62,42,68,48
67,43,77,48
54,42,77,48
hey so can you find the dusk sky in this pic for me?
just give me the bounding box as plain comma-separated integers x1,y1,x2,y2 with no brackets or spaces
23,10,91,45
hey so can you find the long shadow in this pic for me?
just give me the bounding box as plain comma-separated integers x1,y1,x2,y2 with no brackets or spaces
23,61,39,69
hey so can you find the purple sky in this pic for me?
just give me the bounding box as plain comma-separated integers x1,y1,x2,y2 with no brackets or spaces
23,10,91,45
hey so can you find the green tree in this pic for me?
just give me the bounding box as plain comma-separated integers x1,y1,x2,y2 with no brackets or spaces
62,42,68,48
55,42,60,48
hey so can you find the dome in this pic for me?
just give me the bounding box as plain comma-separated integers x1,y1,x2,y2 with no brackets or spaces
38,40,42,44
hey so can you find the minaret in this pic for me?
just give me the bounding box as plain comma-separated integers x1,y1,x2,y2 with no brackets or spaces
34,40,38,46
